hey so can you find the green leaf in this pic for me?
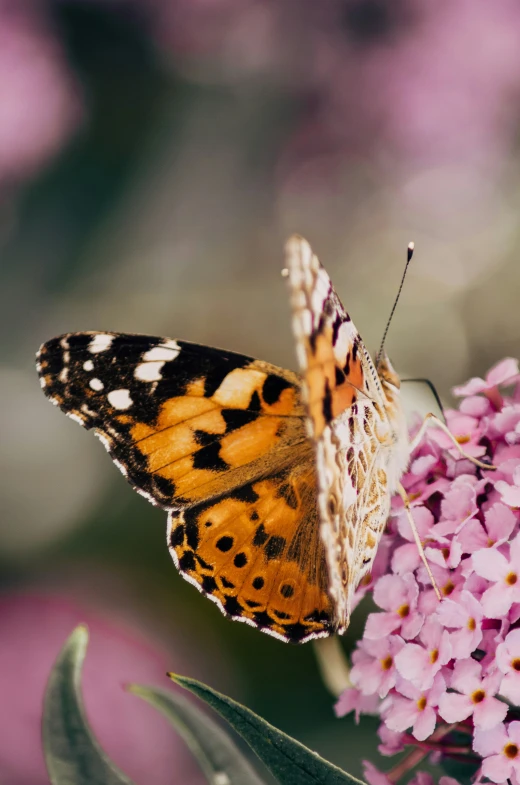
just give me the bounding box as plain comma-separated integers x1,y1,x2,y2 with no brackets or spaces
129,684,267,785
42,625,136,785
170,673,365,785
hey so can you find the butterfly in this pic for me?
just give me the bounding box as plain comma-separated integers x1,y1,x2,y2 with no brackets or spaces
36,235,412,644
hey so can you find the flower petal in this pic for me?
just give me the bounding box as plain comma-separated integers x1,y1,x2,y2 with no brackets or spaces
437,693,473,723
473,696,508,730
473,548,509,581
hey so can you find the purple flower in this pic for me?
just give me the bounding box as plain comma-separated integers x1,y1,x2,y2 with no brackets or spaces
495,466,520,509
473,721,520,782
382,672,446,741
350,635,405,699
364,573,423,641
394,619,451,690
336,359,520,784
496,629,520,704
437,659,507,730
435,590,484,659
473,536,520,617
334,687,379,723
453,358,519,398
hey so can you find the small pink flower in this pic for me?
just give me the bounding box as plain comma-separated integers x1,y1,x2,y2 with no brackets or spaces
438,659,506,730
435,590,484,658
391,508,435,575
334,688,379,722
350,636,405,699
377,724,405,756
453,358,520,397
394,618,452,690
363,761,392,785
364,574,423,641
496,466,520,509
455,503,517,555
383,672,446,741
496,629,520,704
474,721,520,782
431,412,487,460
493,406,520,445
438,477,479,531
473,535,520,617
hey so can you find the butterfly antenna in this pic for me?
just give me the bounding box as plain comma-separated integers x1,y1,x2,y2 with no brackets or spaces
375,241,414,368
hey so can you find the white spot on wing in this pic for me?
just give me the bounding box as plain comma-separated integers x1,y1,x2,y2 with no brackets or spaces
83,360,94,372
107,389,133,410
89,378,104,391
59,368,68,383
67,412,85,425
89,334,114,354
142,341,180,362
135,360,165,382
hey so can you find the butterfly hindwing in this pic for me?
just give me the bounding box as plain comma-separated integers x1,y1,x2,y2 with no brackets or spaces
168,464,334,642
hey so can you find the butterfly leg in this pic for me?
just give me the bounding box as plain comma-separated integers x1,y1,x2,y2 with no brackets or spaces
397,483,442,601
409,412,496,470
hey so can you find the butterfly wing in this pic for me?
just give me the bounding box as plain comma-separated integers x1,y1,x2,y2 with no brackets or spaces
168,464,333,642
37,331,334,642
286,236,398,631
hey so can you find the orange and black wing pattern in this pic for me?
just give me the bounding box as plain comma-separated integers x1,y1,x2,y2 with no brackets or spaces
37,332,334,642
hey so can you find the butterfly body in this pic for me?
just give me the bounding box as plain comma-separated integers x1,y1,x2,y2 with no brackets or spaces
37,236,409,642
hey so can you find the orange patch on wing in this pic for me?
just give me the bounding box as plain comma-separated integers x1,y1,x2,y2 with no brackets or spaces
306,330,364,437
170,466,333,640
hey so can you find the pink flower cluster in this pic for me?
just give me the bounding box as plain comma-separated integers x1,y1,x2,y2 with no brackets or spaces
336,358,520,785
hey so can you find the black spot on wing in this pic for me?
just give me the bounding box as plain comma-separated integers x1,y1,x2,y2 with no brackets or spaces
249,390,262,411
169,524,185,548
193,429,216,447
179,551,196,572
335,366,345,386
253,524,268,547
216,536,234,552
202,575,218,593
192,441,229,472
276,483,298,510
262,375,293,406
323,378,333,423
227,484,259,504
223,595,242,617
273,610,291,620
331,314,343,345
265,535,286,561
221,408,258,432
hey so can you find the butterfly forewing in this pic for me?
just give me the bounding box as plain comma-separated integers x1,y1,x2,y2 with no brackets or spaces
37,330,334,642
285,236,406,630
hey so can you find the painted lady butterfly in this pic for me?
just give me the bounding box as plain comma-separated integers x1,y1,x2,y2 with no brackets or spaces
35,236,438,643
